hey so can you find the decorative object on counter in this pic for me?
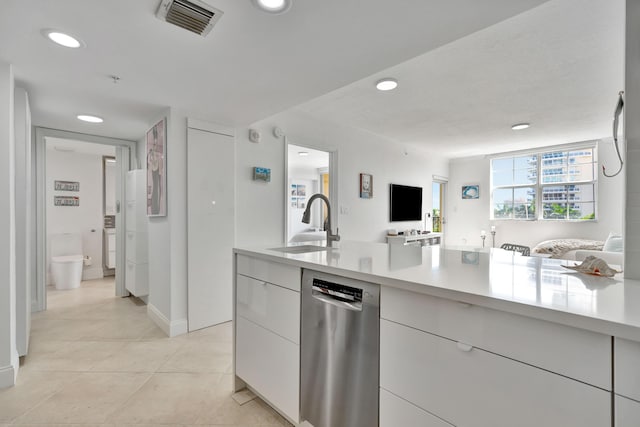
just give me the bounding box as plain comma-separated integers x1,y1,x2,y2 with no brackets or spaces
252,167,271,182
54,196,79,206
491,225,496,248
480,230,486,248
462,184,479,199
54,180,79,191
146,117,167,217
562,256,622,277
500,243,530,256
359,173,373,199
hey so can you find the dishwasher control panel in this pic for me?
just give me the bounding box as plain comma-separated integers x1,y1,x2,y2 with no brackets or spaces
312,278,363,303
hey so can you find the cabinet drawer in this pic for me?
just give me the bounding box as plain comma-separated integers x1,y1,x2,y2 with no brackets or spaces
236,254,300,292
380,319,610,427
381,286,611,389
107,250,116,269
125,231,148,263
125,261,149,296
616,395,640,427
380,388,453,427
236,316,299,423
615,337,640,401
236,274,299,344
125,200,147,232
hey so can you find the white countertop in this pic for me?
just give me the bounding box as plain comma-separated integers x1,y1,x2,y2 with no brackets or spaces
234,241,640,341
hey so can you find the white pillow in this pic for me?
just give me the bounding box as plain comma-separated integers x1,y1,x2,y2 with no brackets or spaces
603,232,624,253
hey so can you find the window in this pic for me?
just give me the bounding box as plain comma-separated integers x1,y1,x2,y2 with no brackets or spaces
491,146,597,221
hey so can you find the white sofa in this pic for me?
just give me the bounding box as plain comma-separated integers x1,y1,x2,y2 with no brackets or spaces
532,234,623,267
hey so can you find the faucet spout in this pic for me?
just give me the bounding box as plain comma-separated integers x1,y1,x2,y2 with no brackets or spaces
301,194,340,246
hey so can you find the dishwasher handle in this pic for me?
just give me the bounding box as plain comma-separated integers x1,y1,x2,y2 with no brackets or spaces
312,288,363,311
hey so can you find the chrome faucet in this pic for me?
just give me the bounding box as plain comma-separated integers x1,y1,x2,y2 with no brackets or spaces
302,194,340,246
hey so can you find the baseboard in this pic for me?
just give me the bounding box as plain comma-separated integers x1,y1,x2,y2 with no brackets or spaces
147,303,188,337
0,363,17,389
82,267,103,281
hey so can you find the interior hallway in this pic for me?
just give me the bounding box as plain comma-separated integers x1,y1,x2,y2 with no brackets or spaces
0,278,290,426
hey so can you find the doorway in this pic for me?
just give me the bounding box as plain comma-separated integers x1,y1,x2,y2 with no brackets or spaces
285,143,337,243
34,127,136,312
432,181,446,235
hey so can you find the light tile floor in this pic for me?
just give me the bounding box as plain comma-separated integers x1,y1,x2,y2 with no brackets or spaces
0,277,291,426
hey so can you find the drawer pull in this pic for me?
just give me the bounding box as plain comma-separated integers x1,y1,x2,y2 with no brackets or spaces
457,301,472,308
457,341,473,352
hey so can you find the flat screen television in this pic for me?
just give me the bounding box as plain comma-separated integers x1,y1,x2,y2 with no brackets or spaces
390,184,422,222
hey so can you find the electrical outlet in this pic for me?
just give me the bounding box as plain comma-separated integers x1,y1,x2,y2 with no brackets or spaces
340,206,350,215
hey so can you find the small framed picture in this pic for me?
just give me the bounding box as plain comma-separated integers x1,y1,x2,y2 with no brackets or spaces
462,185,479,199
360,173,373,199
253,167,271,182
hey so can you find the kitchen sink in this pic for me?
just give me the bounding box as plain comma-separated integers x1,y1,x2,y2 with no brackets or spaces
269,245,333,254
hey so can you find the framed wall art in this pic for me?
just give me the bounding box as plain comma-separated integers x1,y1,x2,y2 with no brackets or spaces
147,118,167,217
462,185,479,199
54,180,80,191
360,173,373,199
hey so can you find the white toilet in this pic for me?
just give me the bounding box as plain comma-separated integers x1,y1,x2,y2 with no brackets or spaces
50,233,84,290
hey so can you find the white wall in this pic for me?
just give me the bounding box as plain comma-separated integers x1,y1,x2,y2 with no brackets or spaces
14,87,31,357
236,109,450,246
625,0,640,279
144,108,188,336
45,150,105,281
0,61,18,388
446,141,624,250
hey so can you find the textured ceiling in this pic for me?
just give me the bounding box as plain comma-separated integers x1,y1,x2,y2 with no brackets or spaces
0,0,547,141
295,0,625,157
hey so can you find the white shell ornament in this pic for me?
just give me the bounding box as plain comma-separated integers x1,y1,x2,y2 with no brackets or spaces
562,256,622,277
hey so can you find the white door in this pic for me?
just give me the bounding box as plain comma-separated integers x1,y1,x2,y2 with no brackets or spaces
187,127,235,331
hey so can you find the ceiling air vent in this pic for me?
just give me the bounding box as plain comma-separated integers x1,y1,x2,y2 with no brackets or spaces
156,0,223,37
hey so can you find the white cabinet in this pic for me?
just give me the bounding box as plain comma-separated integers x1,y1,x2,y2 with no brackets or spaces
236,316,299,422
387,232,442,245
104,228,116,269
234,254,301,424
616,395,640,427
236,275,300,344
382,286,611,389
380,388,453,427
380,285,612,427
615,337,640,402
380,319,611,427
124,170,148,297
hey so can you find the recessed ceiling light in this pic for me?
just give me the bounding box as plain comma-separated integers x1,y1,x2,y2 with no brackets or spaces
511,123,530,130
252,0,292,14
77,115,103,123
376,78,398,91
42,29,84,48
298,151,309,156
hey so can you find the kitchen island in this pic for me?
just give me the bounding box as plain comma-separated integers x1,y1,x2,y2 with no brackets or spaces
233,241,640,427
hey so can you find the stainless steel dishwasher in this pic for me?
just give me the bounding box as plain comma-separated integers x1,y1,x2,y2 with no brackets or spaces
301,269,380,427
